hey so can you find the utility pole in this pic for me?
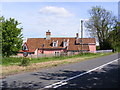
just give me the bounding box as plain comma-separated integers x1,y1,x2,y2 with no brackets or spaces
81,20,83,53
36,39,39,58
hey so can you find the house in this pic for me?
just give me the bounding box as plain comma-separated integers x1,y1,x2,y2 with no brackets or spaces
18,30,96,57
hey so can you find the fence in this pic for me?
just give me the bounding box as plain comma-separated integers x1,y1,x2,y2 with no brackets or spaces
17,51,91,58
16,50,113,58
25,53,67,58
96,49,113,53
28,52,81,58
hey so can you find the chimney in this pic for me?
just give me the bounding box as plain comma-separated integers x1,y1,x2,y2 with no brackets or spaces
46,30,51,40
76,33,79,38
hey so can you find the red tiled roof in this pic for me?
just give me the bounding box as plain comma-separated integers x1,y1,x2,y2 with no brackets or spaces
76,38,96,44
21,37,95,52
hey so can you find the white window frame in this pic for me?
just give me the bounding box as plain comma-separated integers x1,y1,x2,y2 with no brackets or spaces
53,42,57,47
64,42,68,47
54,51,60,56
53,40,58,47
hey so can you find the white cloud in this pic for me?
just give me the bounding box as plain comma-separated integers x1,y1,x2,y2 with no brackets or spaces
35,14,80,37
39,6,74,17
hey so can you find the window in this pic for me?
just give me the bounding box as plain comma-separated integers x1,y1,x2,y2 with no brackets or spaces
42,44,44,48
64,42,67,47
53,42,57,47
53,40,58,47
54,51,60,56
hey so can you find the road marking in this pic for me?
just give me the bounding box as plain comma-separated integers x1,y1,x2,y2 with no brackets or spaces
44,58,119,88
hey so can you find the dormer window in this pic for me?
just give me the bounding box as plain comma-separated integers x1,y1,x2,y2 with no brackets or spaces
64,42,67,47
53,42,57,47
53,40,58,47
63,39,69,47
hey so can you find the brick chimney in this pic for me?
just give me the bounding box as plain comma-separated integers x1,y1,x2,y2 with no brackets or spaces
46,30,51,40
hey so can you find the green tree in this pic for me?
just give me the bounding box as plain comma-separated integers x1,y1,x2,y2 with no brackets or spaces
0,17,3,58
108,22,120,52
2,17,23,57
86,6,117,50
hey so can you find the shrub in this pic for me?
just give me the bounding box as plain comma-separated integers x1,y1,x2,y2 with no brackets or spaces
20,57,30,66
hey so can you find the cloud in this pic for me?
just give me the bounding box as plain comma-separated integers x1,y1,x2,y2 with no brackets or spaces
36,14,80,37
39,6,74,17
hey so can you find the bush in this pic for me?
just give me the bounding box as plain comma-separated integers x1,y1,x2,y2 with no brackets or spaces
20,57,30,66
96,46,100,50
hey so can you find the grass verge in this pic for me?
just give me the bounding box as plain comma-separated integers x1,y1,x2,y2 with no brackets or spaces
1,52,115,78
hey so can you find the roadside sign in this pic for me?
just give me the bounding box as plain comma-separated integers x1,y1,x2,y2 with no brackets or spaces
22,43,29,52
23,52,28,57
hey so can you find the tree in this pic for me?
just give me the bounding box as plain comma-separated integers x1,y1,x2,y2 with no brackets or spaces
0,17,3,58
1,17,23,57
86,6,117,50
108,22,120,52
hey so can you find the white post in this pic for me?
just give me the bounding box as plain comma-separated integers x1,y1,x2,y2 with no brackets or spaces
79,19,89,53
118,1,120,22
81,20,83,53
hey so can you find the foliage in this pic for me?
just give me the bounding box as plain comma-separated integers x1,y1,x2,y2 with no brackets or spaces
0,17,3,57
108,22,120,52
1,16,23,57
96,46,100,50
0,17,2,62
20,57,30,66
2,57,21,66
86,6,117,50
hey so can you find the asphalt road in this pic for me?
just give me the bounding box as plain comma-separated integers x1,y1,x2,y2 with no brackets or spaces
57,61,119,89
0,53,119,89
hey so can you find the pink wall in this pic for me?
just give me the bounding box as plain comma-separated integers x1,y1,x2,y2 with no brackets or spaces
18,49,66,56
89,45,96,53
18,45,96,57
41,49,65,54
17,53,23,56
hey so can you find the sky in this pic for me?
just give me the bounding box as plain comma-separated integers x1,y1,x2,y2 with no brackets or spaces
1,0,119,39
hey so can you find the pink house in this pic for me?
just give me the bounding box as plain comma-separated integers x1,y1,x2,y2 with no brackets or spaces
19,31,96,57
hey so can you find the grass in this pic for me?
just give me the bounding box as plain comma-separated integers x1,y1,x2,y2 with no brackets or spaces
2,57,22,66
2,52,114,66
1,52,115,78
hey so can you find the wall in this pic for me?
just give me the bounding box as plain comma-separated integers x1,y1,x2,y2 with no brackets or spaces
17,49,67,57
89,44,96,53
37,49,67,57
17,53,23,57
42,49,65,54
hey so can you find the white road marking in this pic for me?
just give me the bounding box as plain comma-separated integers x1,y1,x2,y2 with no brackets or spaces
53,82,68,88
44,58,119,88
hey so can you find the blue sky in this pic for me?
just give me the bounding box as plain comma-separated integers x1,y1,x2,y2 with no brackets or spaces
1,1,119,39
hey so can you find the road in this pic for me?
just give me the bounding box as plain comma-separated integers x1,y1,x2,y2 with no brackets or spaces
57,61,119,89
0,53,119,89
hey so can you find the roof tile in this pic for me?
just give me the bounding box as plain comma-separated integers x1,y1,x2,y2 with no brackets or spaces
23,37,95,52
